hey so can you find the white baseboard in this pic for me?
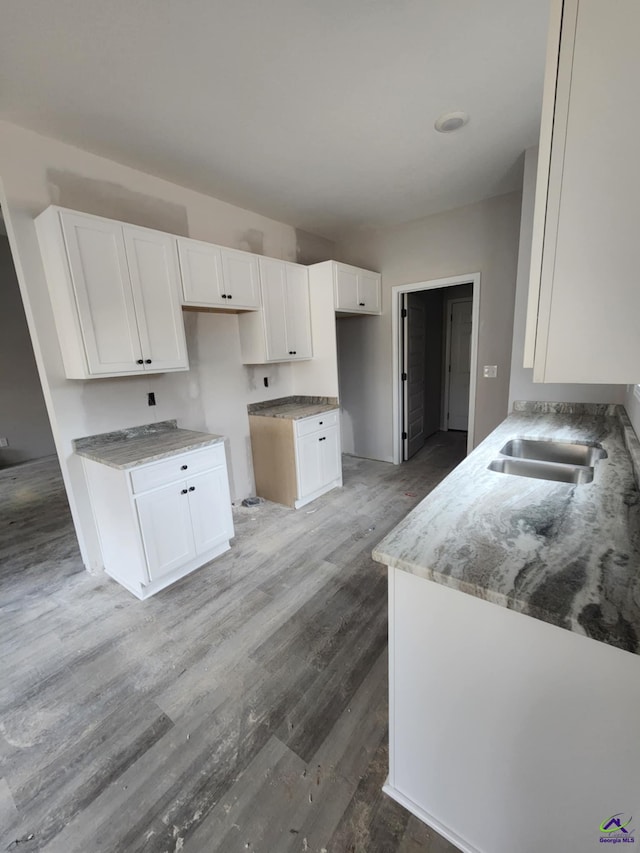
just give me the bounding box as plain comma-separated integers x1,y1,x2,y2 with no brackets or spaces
382,782,482,853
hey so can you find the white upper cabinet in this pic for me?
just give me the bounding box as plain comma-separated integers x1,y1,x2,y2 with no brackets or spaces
123,226,189,372
177,237,260,310
238,258,312,363
36,207,189,379
177,238,225,306
58,211,142,375
334,262,381,314
525,0,640,383
220,247,261,309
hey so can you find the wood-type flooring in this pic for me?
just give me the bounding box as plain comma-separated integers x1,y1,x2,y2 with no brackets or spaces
0,433,466,853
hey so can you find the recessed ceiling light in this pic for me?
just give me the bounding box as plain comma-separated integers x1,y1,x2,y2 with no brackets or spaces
434,111,469,133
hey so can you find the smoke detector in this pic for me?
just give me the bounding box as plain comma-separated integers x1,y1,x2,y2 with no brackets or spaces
434,111,469,133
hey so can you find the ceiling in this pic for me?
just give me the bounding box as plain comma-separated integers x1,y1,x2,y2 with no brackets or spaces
0,0,550,239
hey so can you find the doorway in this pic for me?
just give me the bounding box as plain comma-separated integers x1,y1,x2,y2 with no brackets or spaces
393,273,480,464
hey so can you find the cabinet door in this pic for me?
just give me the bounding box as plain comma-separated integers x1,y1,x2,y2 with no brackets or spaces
136,482,196,581
358,271,381,314
334,265,359,311
259,258,289,360
320,426,341,485
220,247,261,309
123,226,189,372
296,432,323,499
187,467,234,555
530,0,640,383
284,265,313,359
177,238,225,306
59,211,143,374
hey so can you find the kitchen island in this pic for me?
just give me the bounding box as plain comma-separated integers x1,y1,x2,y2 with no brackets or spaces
374,403,640,853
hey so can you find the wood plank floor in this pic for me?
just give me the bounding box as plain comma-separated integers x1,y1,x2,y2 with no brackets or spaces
0,434,466,853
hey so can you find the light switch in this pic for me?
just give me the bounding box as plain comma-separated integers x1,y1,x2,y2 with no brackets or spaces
483,365,498,379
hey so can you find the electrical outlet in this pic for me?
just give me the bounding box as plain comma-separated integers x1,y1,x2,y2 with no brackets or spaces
148,392,156,406
483,365,498,379
0,437,8,448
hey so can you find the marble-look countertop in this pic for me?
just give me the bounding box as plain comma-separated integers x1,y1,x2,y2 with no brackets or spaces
373,404,640,655
73,420,224,469
248,395,339,420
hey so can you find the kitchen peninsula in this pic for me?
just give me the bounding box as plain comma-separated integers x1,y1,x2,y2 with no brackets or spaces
374,402,640,853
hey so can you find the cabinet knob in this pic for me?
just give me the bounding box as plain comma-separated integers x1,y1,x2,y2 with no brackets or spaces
136,359,144,365
222,293,227,299
145,359,152,364
318,436,326,442
181,464,188,470
181,488,188,495
188,486,195,492
228,294,232,300
293,351,297,355
319,421,323,425
359,302,365,306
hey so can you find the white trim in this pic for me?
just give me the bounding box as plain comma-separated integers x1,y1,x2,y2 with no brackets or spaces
391,273,480,464
382,782,482,853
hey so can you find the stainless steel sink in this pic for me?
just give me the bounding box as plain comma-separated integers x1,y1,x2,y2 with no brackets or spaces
499,438,606,467
488,457,594,484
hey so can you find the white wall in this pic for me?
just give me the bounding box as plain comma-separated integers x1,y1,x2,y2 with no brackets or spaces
0,120,336,570
336,192,523,462
0,235,55,465
508,147,624,408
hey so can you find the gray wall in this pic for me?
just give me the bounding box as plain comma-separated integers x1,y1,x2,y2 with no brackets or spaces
336,191,523,462
0,235,55,466
508,147,624,408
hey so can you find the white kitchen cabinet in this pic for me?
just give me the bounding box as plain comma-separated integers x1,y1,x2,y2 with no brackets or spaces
82,443,234,599
177,237,261,310
525,0,640,383
309,261,381,315
335,262,381,314
296,420,341,504
220,246,261,308
248,409,342,509
135,480,196,581
238,257,312,363
35,206,188,379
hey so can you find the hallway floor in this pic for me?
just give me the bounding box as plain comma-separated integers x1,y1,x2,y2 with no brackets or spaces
1,433,466,853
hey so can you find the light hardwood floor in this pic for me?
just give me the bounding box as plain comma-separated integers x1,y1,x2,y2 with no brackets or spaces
1,434,466,853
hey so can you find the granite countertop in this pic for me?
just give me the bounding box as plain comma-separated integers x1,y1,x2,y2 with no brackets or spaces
248,395,339,420
73,420,224,469
373,403,640,655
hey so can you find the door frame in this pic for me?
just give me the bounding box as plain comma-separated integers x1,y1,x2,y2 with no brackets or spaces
443,296,474,434
392,273,480,464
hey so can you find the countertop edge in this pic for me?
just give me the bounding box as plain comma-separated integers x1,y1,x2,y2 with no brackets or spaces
75,434,225,470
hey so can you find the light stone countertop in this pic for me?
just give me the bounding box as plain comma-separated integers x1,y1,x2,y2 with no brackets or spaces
73,420,224,469
247,395,339,420
373,404,640,655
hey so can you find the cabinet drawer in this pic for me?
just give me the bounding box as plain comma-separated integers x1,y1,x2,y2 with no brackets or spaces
130,444,225,494
295,410,339,437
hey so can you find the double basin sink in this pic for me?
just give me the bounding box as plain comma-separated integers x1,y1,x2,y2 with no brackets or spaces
488,438,607,485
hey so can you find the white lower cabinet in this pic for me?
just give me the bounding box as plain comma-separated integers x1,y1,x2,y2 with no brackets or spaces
296,423,341,504
248,409,342,509
83,443,234,599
